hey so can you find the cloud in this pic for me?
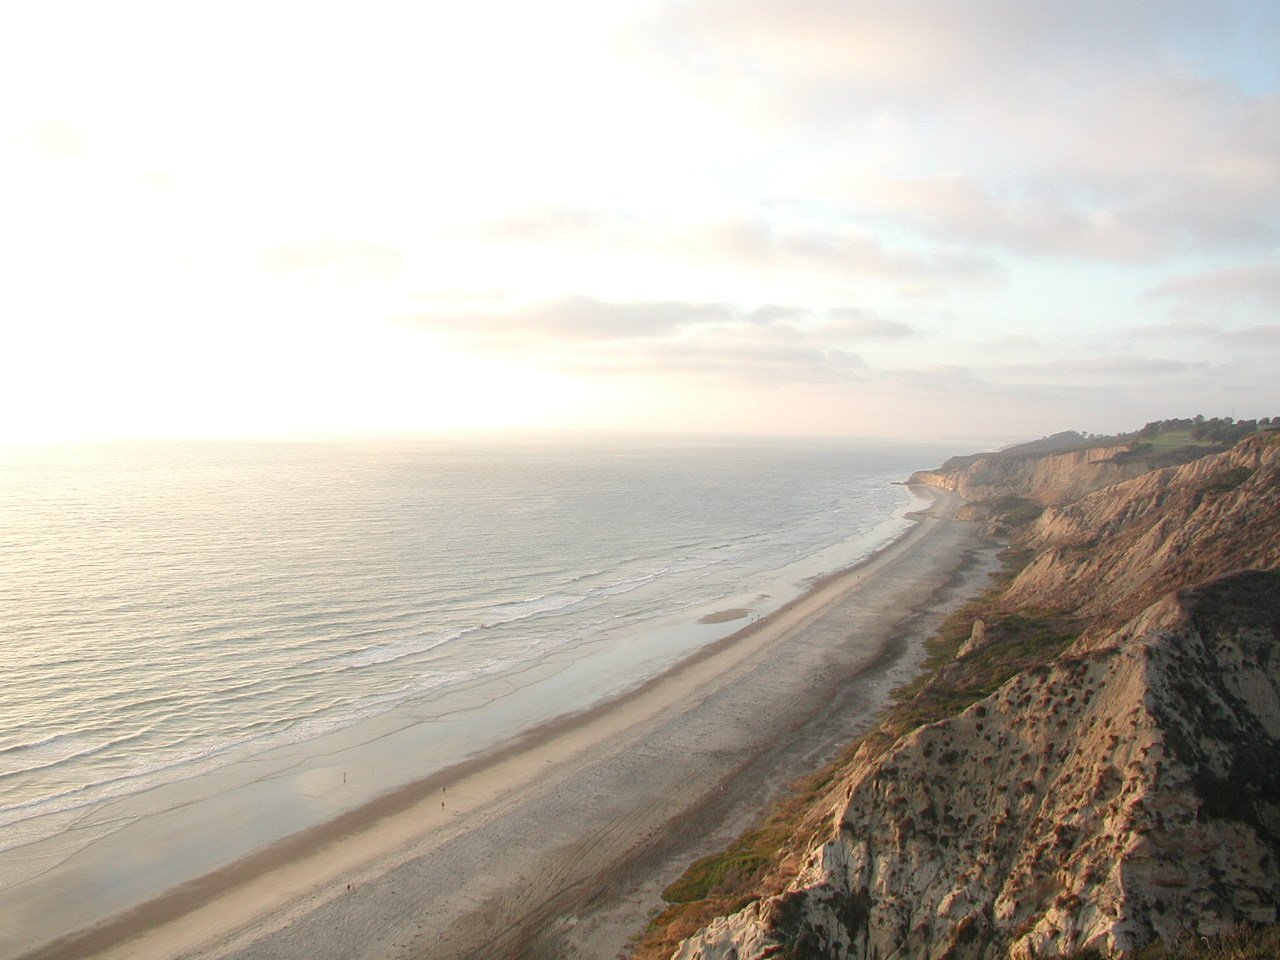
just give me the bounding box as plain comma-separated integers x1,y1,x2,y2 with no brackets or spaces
1221,325,1280,346
564,331,867,386
468,206,1000,284
876,351,1241,433
469,206,644,246
1144,264,1280,343
647,1,1280,260
648,0,1226,97
975,334,1044,353
688,219,999,281
259,242,402,281
749,304,809,324
845,97,1280,258
1123,319,1224,339
822,310,920,339
411,296,920,347
853,174,1162,260
1121,315,1280,349
412,295,733,344
990,355,1197,382
1151,261,1280,306
648,0,1277,131
25,121,87,156
527,297,735,341
405,295,899,385
886,355,1200,394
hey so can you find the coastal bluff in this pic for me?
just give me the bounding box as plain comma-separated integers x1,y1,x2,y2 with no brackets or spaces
664,431,1280,960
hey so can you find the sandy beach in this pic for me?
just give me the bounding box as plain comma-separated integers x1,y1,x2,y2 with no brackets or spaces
14,486,996,960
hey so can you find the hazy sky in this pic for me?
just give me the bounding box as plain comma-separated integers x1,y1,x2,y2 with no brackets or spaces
3,0,1278,443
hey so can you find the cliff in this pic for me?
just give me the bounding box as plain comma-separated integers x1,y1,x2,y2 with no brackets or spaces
665,433,1280,960
1005,438,1280,630
906,440,1219,512
908,445,1152,508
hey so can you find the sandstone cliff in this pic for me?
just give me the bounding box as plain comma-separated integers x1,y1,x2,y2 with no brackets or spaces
908,446,1142,508
907,441,1213,510
1005,437,1280,631
668,433,1280,960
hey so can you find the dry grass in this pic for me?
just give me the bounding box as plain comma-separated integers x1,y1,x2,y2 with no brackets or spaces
1066,926,1280,960
1137,925,1280,960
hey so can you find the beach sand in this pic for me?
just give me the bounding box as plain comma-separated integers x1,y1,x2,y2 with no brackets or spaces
16,486,996,960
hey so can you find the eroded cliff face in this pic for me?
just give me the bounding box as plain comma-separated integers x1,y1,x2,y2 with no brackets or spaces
670,434,1280,960
908,446,1153,508
1005,438,1280,629
674,572,1280,960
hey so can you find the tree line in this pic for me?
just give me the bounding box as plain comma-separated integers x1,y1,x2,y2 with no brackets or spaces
1136,416,1277,444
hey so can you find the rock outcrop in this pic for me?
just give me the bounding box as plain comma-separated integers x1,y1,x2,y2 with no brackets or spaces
670,433,1280,960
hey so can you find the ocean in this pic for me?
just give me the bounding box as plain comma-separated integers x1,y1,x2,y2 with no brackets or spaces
0,434,954,919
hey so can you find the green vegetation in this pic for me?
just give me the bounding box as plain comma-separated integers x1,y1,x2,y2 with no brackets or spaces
1131,430,1207,451
881,608,1077,741
1198,466,1254,496
632,757,852,959
661,821,791,904
1105,416,1279,467
985,495,1044,529
942,416,1277,473
1139,416,1277,445
1118,416,1277,459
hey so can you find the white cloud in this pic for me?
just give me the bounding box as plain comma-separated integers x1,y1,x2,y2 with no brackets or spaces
1123,320,1224,339
822,311,919,340
259,242,403,281
851,174,1169,260
563,333,866,386
405,296,901,386
2,0,1277,440
21,121,89,156
411,296,733,344
648,1,1280,261
1152,261,1280,306
1221,325,1280,346
990,355,1196,382
974,335,1044,353
469,207,646,246
468,207,1000,286
688,219,999,281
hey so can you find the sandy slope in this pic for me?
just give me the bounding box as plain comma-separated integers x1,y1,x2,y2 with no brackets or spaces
21,487,996,960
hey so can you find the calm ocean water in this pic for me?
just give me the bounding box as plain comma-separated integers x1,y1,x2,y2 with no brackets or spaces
0,435,951,859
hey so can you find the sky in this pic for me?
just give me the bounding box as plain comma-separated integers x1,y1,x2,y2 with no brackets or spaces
2,0,1278,444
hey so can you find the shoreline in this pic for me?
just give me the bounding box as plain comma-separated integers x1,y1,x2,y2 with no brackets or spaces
14,484,993,960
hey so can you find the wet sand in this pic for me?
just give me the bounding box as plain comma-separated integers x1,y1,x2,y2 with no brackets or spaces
696,608,749,624
16,485,996,960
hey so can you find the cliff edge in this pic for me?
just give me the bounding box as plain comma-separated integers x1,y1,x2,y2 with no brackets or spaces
663,432,1280,960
